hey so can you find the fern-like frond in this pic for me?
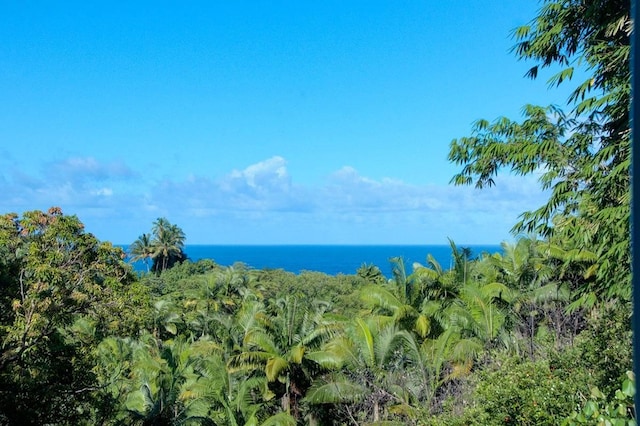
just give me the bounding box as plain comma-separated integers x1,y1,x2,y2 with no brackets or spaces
304,380,368,404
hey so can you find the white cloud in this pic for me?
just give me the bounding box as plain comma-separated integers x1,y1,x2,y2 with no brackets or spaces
152,158,545,216
92,188,114,196
0,156,141,217
0,155,550,244
225,156,291,191
145,158,549,243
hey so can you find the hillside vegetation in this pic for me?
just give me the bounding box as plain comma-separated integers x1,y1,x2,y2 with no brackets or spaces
0,0,633,424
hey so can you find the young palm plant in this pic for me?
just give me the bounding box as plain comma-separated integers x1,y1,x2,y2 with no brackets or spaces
360,257,432,338
96,333,218,424
230,297,338,421
304,317,424,424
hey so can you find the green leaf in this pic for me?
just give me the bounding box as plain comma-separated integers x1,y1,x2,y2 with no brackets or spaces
165,323,177,335
304,381,368,404
590,386,605,399
621,378,635,397
265,357,288,382
583,400,597,417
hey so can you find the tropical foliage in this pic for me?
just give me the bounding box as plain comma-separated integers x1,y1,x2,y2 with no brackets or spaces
0,209,632,425
448,0,631,305
0,0,633,424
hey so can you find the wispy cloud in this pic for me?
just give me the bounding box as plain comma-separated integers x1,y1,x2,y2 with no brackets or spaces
146,157,548,243
225,156,290,191
45,157,137,184
0,155,549,243
0,156,140,215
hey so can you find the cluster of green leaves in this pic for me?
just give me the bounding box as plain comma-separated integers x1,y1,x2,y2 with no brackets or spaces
565,371,635,426
473,357,588,425
0,208,151,424
449,0,631,305
442,0,634,423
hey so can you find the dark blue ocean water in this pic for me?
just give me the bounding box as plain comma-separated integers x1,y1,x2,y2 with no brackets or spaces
125,245,502,278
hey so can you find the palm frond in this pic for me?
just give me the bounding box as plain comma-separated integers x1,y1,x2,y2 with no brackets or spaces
375,325,404,368
304,380,368,404
259,412,297,426
265,356,288,381
361,285,403,315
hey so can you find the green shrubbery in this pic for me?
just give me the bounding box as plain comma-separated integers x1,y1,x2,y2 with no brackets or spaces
472,356,589,425
565,371,635,426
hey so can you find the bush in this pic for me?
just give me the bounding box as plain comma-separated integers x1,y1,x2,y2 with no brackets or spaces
470,356,589,425
564,371,635,425
570,303,632,399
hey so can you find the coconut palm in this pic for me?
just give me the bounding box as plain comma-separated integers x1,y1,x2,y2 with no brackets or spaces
129,233,155,272
151,219,186,272
129,218,187,273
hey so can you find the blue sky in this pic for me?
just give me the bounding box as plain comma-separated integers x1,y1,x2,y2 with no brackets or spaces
1,1,580,244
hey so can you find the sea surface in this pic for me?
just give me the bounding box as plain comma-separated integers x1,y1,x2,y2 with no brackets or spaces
125,245,503,278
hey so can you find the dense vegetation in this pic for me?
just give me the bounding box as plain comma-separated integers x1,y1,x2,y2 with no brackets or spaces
0,0,633,424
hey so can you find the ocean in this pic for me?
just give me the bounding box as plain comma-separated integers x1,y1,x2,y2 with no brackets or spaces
126,245,503,278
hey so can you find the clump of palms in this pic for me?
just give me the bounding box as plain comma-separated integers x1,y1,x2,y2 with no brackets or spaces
129,218,187,273
305,316,428,424
231,297,339,421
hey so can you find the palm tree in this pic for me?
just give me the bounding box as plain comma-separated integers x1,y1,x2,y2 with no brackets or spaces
95,333,217,425
96,329,298,426
362,252,464,339
492,238,573,355
360,257,432,337
151,298,182,340
230,297,337,420
151,219,186,272
449,239,474,285
129,218,187,273
129,233,154,272
356,263,387,285
304,317,417,423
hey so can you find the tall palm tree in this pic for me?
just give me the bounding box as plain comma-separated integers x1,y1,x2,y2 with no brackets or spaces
129,233,154,272
151,219,186,272
129,218,187,273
